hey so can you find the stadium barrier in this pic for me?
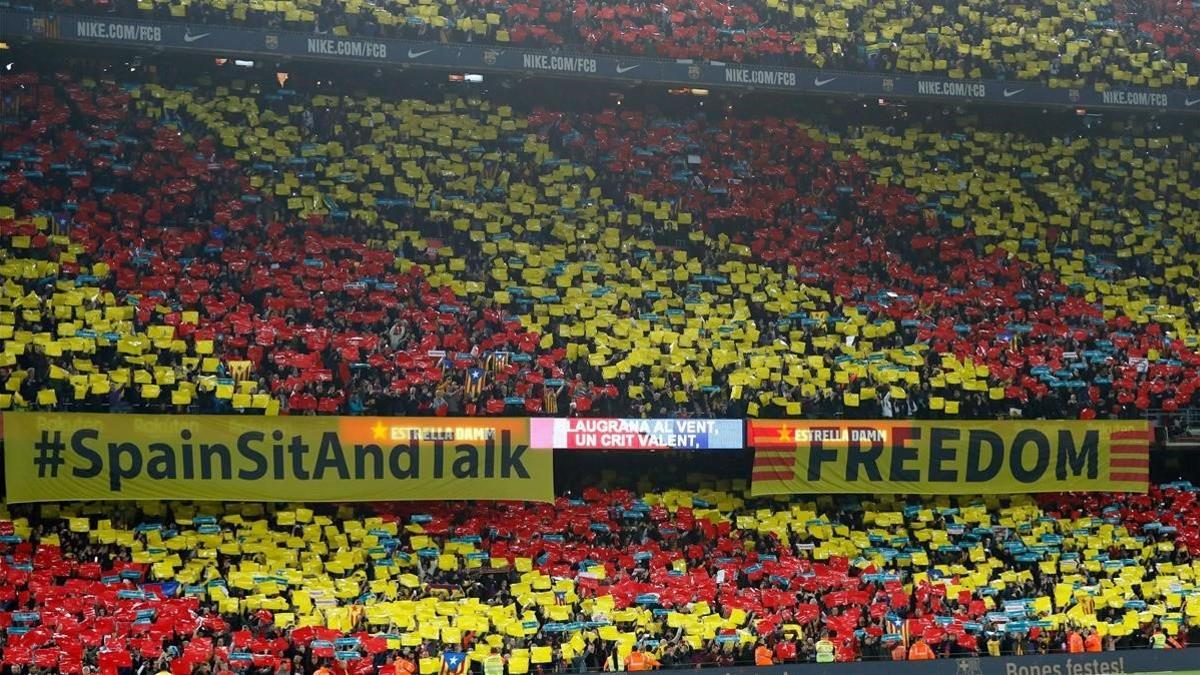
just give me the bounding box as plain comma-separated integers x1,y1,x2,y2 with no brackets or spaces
658,648,1200,675
2,415,1157,501
1,11,1197,114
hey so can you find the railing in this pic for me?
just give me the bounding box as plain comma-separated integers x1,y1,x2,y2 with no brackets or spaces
652,647,1197,675
1143,408,1200,448
2,10,1199,114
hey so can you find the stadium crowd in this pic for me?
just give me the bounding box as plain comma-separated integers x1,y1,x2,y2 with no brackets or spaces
0,14,1199,675
3,68,1200,419
0,480,1198,674
29,0,1200,89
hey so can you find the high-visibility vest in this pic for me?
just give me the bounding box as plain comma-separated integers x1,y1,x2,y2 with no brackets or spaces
815,639,835,663
754,646,773,666
625,652,648,671
891,645,907,661
1084,634,1102,652
396,660,417,675
1152,632,1167,649
484,655,505,675
1068,633,1084,653
908,642,934,660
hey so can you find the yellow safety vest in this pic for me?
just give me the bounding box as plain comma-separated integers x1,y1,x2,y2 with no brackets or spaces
815,639,835,663
484,655,505,675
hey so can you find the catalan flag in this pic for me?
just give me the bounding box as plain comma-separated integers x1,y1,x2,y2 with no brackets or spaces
485,351,510,374
1106,427,1151,488
440,651,468,675
465,367,487,398
227,360,253,382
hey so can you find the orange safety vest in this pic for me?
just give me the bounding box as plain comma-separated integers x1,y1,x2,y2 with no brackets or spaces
625,653,647,672
395,660,417,675
1084,634,1102,652
908,642,935,661
754,646,773,666
1068,633,1084,653
891,645,907,661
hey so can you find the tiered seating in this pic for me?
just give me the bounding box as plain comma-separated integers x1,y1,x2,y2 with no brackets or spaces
1116,0,1200,73
836,119,1200,417
5,70,1200,418
37,0,1200,88
0,72,545,416
1,482,1197,673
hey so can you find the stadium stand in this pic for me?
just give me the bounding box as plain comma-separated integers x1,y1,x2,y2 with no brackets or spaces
2,69,1200,419
1,479,1198,673
30,0,1200,89
0,31,1198,675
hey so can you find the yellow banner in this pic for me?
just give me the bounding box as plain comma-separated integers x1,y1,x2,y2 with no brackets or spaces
749,420,1151,495
3,413,552,503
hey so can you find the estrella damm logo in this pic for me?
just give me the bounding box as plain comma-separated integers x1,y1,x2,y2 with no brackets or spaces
748,420,1150,496
4,413,553,503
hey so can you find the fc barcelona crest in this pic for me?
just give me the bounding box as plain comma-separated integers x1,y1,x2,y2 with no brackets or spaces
955,659,982,675
688,64,701,80
265,34,279,50
483,49,499,65
1068,89,1080,102
882,78,894,92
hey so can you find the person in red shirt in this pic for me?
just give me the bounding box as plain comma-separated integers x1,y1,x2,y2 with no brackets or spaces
773,639,797,663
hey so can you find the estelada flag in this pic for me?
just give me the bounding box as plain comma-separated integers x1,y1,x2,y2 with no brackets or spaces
440,651,468,675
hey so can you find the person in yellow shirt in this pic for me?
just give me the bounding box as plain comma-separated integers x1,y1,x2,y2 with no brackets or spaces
814,631,835,663
482,648,506,675
1151,626,1167,649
